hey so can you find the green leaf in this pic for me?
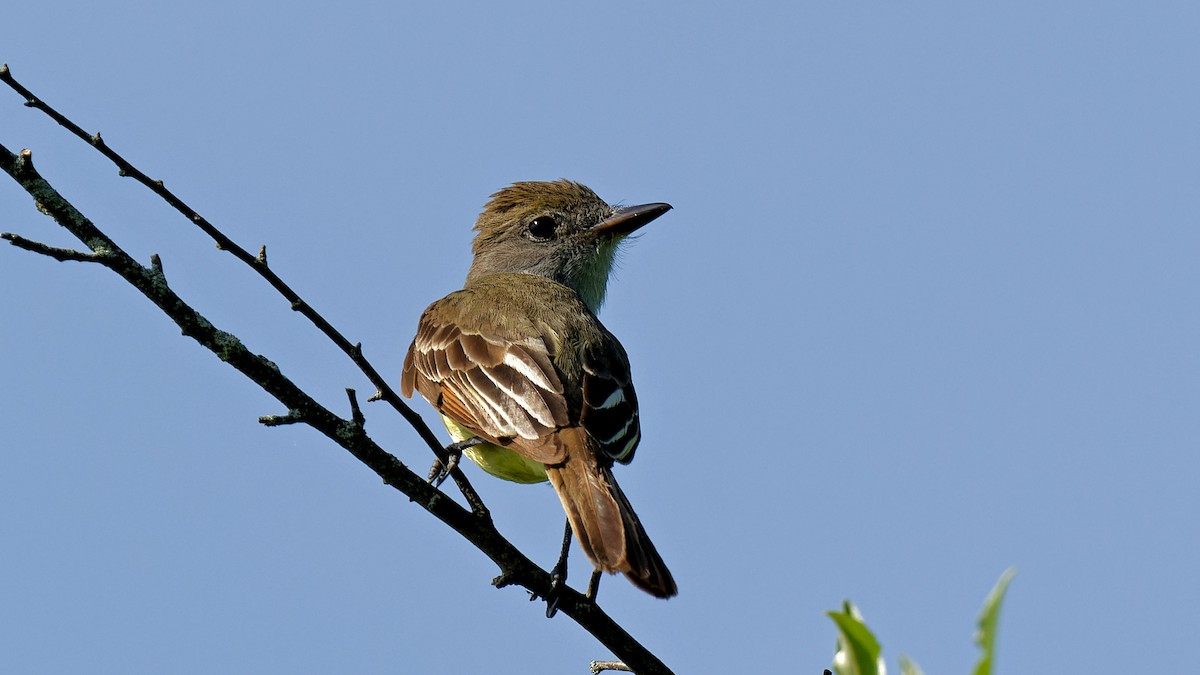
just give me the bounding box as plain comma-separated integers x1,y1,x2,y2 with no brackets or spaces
828,600,884,675
973,567,1017,675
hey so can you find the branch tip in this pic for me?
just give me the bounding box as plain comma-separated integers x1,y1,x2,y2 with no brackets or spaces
259,410,306,426
493,572,516,589
346,388,366,428
3,233,98,263
591,661,633,674
13,149,35,178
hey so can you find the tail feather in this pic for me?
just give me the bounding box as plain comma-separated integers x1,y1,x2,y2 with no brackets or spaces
544,434,676,598
606,467,677,598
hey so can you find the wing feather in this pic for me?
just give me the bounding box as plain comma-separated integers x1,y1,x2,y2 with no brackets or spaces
402,306,571,464
580,339,641,464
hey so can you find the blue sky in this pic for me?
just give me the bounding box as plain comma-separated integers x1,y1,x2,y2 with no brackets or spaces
2,2,1197,673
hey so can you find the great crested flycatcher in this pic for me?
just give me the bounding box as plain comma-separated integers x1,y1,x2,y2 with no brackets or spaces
400,179,676,600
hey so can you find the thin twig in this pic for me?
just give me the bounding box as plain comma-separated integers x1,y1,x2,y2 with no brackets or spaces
1,232,100,262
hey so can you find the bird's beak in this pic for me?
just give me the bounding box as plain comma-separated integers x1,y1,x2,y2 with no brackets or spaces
593,202,672,237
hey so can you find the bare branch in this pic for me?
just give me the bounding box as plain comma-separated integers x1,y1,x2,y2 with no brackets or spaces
0,66,675,675
0,141,672,673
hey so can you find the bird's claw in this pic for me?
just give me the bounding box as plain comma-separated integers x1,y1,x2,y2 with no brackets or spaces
428,437,484,487
544,554,570,618
426,451,459,487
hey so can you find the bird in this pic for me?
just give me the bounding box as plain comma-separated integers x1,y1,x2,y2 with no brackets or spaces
400,179,677,603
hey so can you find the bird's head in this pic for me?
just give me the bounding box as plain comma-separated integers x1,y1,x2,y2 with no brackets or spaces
467,179,671,311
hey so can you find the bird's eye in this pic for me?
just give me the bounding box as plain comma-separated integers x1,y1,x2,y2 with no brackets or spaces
526,216,557,241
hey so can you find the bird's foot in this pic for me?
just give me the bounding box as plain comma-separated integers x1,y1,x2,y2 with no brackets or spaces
544,557,569,618
427,436,483,487
544,519,575,618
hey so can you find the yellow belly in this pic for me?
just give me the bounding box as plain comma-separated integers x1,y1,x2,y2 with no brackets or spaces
441,416,548,484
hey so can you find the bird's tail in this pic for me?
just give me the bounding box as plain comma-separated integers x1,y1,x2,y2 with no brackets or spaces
545,436,677,598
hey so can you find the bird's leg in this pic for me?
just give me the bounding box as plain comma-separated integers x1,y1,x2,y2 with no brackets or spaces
586,569,603,602
428,436,484,487
545,518,574,618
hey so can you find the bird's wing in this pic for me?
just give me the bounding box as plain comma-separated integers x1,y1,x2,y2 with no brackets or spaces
579,337,641,465
401,310,572,464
